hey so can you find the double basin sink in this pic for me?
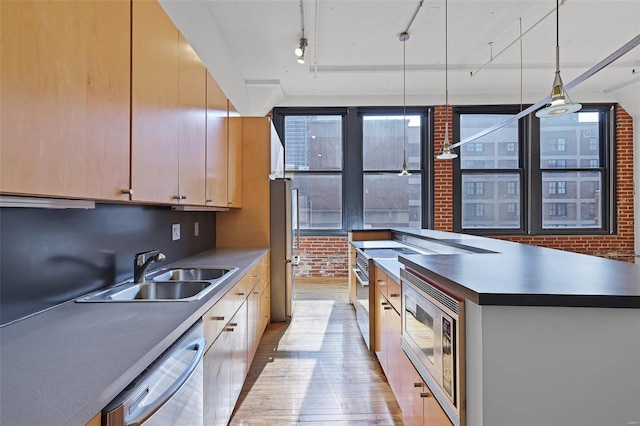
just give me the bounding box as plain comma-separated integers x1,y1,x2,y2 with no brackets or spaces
76,267,238,303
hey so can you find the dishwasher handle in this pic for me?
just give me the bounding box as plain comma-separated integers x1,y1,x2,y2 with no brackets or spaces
126,337,206,426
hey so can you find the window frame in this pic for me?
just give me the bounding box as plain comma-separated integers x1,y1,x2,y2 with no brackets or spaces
273,106,433,235
452,104,615,236
453,105,528,235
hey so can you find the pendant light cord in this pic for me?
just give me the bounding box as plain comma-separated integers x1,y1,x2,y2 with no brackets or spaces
403,37,407,160
444,0,449,142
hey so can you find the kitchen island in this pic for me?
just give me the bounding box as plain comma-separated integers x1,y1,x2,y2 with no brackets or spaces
350,228,640,426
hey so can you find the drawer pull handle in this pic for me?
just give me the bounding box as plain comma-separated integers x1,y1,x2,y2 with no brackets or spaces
228,323,238,327
121,189,133,195
420,392,431,398
390,293,400,298
206,199,213,203
210,316,225,321
223,327,234,332
237,292,245,296
413,382,423,387
253,291,259,294
381,302,389,306
384,306,393,310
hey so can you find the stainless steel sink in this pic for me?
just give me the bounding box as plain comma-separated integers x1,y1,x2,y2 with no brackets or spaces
76,267,238,303
149,267,234,282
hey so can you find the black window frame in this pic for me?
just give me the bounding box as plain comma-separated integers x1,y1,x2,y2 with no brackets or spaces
453,104,616,236
273,106,433,235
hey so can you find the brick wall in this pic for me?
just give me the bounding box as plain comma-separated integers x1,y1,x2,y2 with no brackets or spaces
299,105,635,278
296,236,349,278
433,104,636,262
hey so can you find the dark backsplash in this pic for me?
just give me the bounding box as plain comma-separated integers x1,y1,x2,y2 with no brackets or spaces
0,203,216,325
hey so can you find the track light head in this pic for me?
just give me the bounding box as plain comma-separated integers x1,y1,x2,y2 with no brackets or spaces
295,37,308,61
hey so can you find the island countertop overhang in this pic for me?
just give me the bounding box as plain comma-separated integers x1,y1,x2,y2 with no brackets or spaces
350,228,640,308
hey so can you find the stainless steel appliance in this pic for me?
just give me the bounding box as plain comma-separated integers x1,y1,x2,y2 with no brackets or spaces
270,178,300,322
400,268,464,426
353,250,371,349
103,321,205,426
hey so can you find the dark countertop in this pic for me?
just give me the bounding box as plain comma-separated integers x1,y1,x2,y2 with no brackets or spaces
0,248,268,426
351,228,640,308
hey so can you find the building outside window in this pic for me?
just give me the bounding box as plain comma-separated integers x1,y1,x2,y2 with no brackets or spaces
283,115,343,230
362,114,422,229
454,105,613,235
456,111,522,230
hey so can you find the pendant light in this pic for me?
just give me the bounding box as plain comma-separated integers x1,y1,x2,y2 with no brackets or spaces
436,0,458,160
535,0,581,118
398,31,412,176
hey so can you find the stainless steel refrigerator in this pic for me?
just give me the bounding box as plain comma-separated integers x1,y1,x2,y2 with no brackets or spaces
270,178,299,322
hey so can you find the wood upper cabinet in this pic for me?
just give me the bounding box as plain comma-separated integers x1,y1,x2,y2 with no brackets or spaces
177,32,206,205
0,0,130,200
131,0,180,203
131,0,206,205
227,102,243,208
205,72,229,207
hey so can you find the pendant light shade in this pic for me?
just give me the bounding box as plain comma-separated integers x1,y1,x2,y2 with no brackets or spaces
535,0,581,118
436,0,458,160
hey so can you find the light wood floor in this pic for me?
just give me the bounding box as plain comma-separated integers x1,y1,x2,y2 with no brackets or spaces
230,280,403,425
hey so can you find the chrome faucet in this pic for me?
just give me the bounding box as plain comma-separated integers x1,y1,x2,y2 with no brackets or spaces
133,250,166,283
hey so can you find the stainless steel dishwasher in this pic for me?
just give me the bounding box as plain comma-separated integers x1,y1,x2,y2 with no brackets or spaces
102,321,205,426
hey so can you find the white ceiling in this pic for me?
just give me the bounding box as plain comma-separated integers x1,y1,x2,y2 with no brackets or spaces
160,0,640,116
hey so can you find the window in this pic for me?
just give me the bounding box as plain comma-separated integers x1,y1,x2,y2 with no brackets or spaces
362,114,422,229
274,107,431,233
454,105,613,235
466,143,484,153
465,203,485,218
547,203,567,217
548,137,566,152
548,181,567,195
283,115,343,230
457,111,522,230
465,182,484,196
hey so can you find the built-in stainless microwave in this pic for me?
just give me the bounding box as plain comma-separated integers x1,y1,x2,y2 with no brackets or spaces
400,268,464,426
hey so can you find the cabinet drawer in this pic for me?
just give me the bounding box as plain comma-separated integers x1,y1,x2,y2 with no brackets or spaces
387,277,401,313
374,266,388,299
203,276,247,351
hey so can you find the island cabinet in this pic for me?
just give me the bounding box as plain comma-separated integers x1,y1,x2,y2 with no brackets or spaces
205,72,229,208
0,0,131,201
227,102,243,208
373,265,452,426
203,253,270,426
131,0,206,205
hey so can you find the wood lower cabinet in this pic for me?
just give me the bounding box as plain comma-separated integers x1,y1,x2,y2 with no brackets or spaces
204,320,234,426
373,265,453,426
203,253,269,426
1,0,130,200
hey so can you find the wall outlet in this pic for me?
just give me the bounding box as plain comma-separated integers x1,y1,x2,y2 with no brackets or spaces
172,223,180,241
194,222,199,237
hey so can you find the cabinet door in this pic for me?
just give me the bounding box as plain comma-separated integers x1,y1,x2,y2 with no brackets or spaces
374,287,387,372
374,266,389,300
247,284,261,366
260,283,271,334
423,382,454,426
386,305,404,404
204,327,233,426
227,102,243,208
1,0,130,200
230,301,248,403
177,32,206,205
131,0,179,203
205,72,228,207
401,357,425,426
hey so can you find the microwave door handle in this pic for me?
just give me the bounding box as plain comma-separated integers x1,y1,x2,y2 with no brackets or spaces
125,337,206,426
